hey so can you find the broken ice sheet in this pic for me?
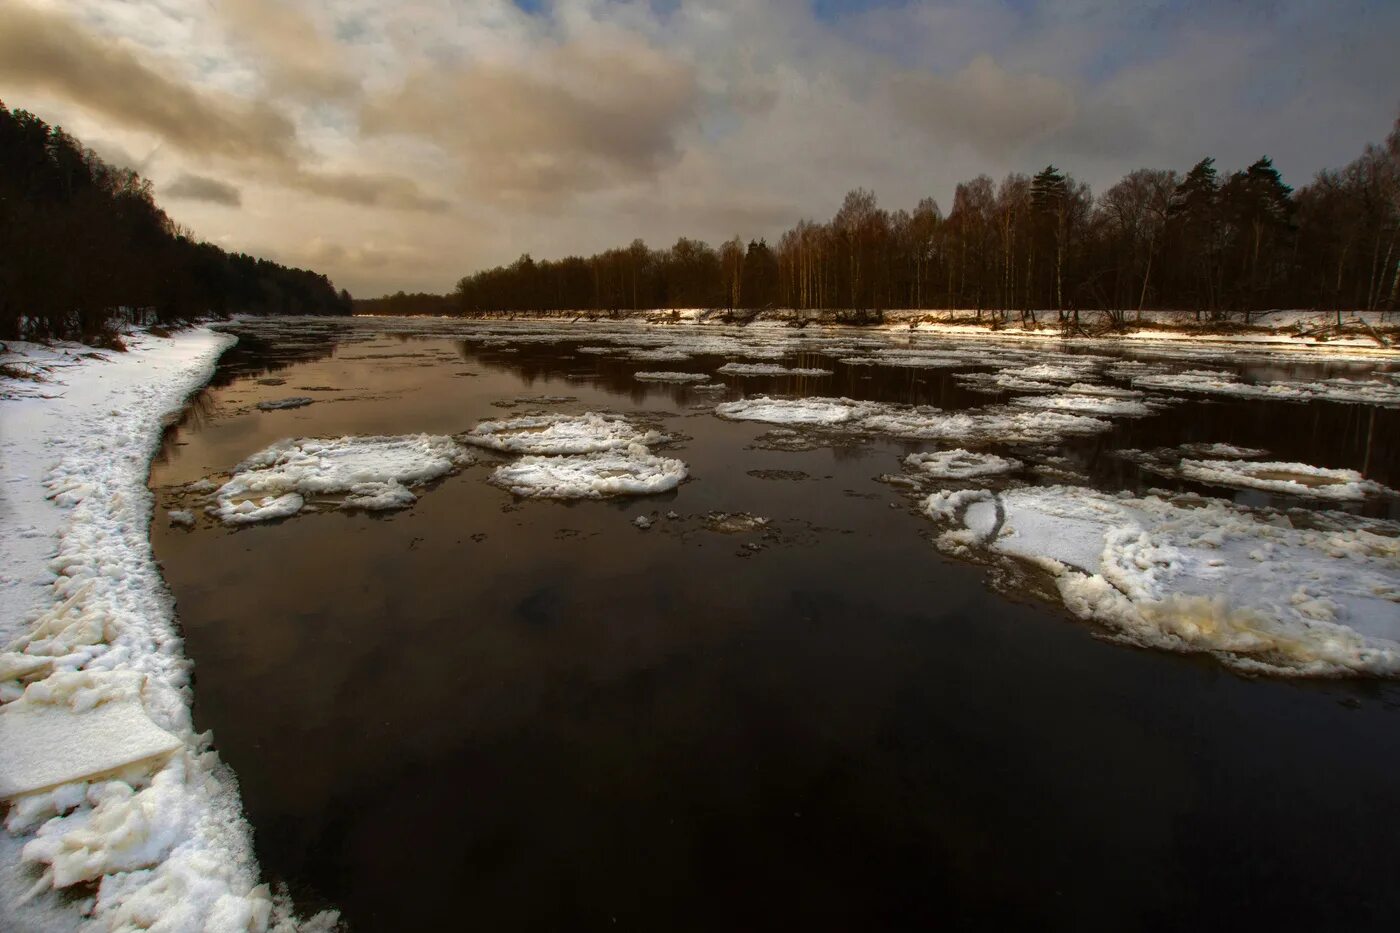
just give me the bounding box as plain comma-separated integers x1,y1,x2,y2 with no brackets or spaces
0,672,181,799
463,411,664,455
923,485,1400,676
490,444,687,498
211,434,471,524
905,449,1021,479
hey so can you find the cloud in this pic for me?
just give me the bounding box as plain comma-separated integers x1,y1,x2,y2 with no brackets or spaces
889,54,1078,155
0,0,297,163
284,167,449,212
215,0,358,100
0,0,442,212
361,29,698,202
165,172,242,206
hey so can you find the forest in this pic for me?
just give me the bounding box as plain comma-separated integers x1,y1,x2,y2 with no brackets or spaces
360,116,1400,325
0,102,350,342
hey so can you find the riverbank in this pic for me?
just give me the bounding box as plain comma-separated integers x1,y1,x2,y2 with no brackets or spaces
354,308,1399,357
0,328,305,932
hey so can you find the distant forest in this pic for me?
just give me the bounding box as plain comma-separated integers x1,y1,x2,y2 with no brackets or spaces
361,116,1400,325
0,102,350,342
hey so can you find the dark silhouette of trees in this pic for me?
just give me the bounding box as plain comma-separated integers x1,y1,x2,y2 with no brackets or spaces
375,113,1400,325
0,102,350,341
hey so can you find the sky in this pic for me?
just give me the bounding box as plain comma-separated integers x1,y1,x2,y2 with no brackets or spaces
1,0,1397,297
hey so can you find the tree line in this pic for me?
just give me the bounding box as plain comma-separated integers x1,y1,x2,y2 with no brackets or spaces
360,115,1400,325
0,102,351,342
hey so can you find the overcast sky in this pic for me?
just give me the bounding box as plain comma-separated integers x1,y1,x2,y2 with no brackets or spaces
2,0,1397,297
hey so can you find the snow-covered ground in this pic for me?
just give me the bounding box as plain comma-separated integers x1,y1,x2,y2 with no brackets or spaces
0,330,327,932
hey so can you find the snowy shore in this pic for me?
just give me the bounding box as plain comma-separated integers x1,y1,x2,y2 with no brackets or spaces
386,307,1398,357
0,329,308,932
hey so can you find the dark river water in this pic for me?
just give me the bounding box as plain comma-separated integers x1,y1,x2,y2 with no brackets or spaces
149,318,1400,931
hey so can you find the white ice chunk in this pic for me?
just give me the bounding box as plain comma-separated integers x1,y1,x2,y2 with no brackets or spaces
715,362,833,377
714,396,871,425
463,412,663,455
1134,370,1400,406
924,485,1400,676
0,673,181,799
491,445,687,498
1009,393,1158,417
1177,459,1391,501
213,434,469,524
633,372,711,383
905,449,1022,479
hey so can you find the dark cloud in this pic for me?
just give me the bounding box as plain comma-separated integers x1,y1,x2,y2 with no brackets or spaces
216,0,359,100
0,1,297,162
286,167,450,212
165,172,242,206
361,33,698,202
0,1,442,212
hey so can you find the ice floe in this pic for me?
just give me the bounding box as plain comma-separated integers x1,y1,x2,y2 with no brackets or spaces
491,445,687,498
463,411,664,455
254,396,313,411
1176,459,1391,501
633,371,711,383
1118,445,1388,500
1009,393,1159,417
1134,370,1400,406
715,396,871,425
715,395,1113,445
213,434,471,524
905,449,1022,479
923,485,1400,676
715,362,833,377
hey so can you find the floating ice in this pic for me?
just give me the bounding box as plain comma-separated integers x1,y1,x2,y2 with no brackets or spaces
254,396,313,411
1010,393,1158,417
1178,442,1269,459
491,445,687,498
715,362,833,377
213,434,470,524
463,412,663,455
634,371,711,383
905,449,1022,479
715,396,870,425
1177,459,1390,501
1134,370,1400,406
923,485,1400,676
856,407,1112,445
716,395,1113,445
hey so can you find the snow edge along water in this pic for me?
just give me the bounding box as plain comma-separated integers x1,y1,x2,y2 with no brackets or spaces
0,327,326,932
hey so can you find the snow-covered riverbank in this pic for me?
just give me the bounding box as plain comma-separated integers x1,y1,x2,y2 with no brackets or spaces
362,308,1400,357
0,329,312,932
